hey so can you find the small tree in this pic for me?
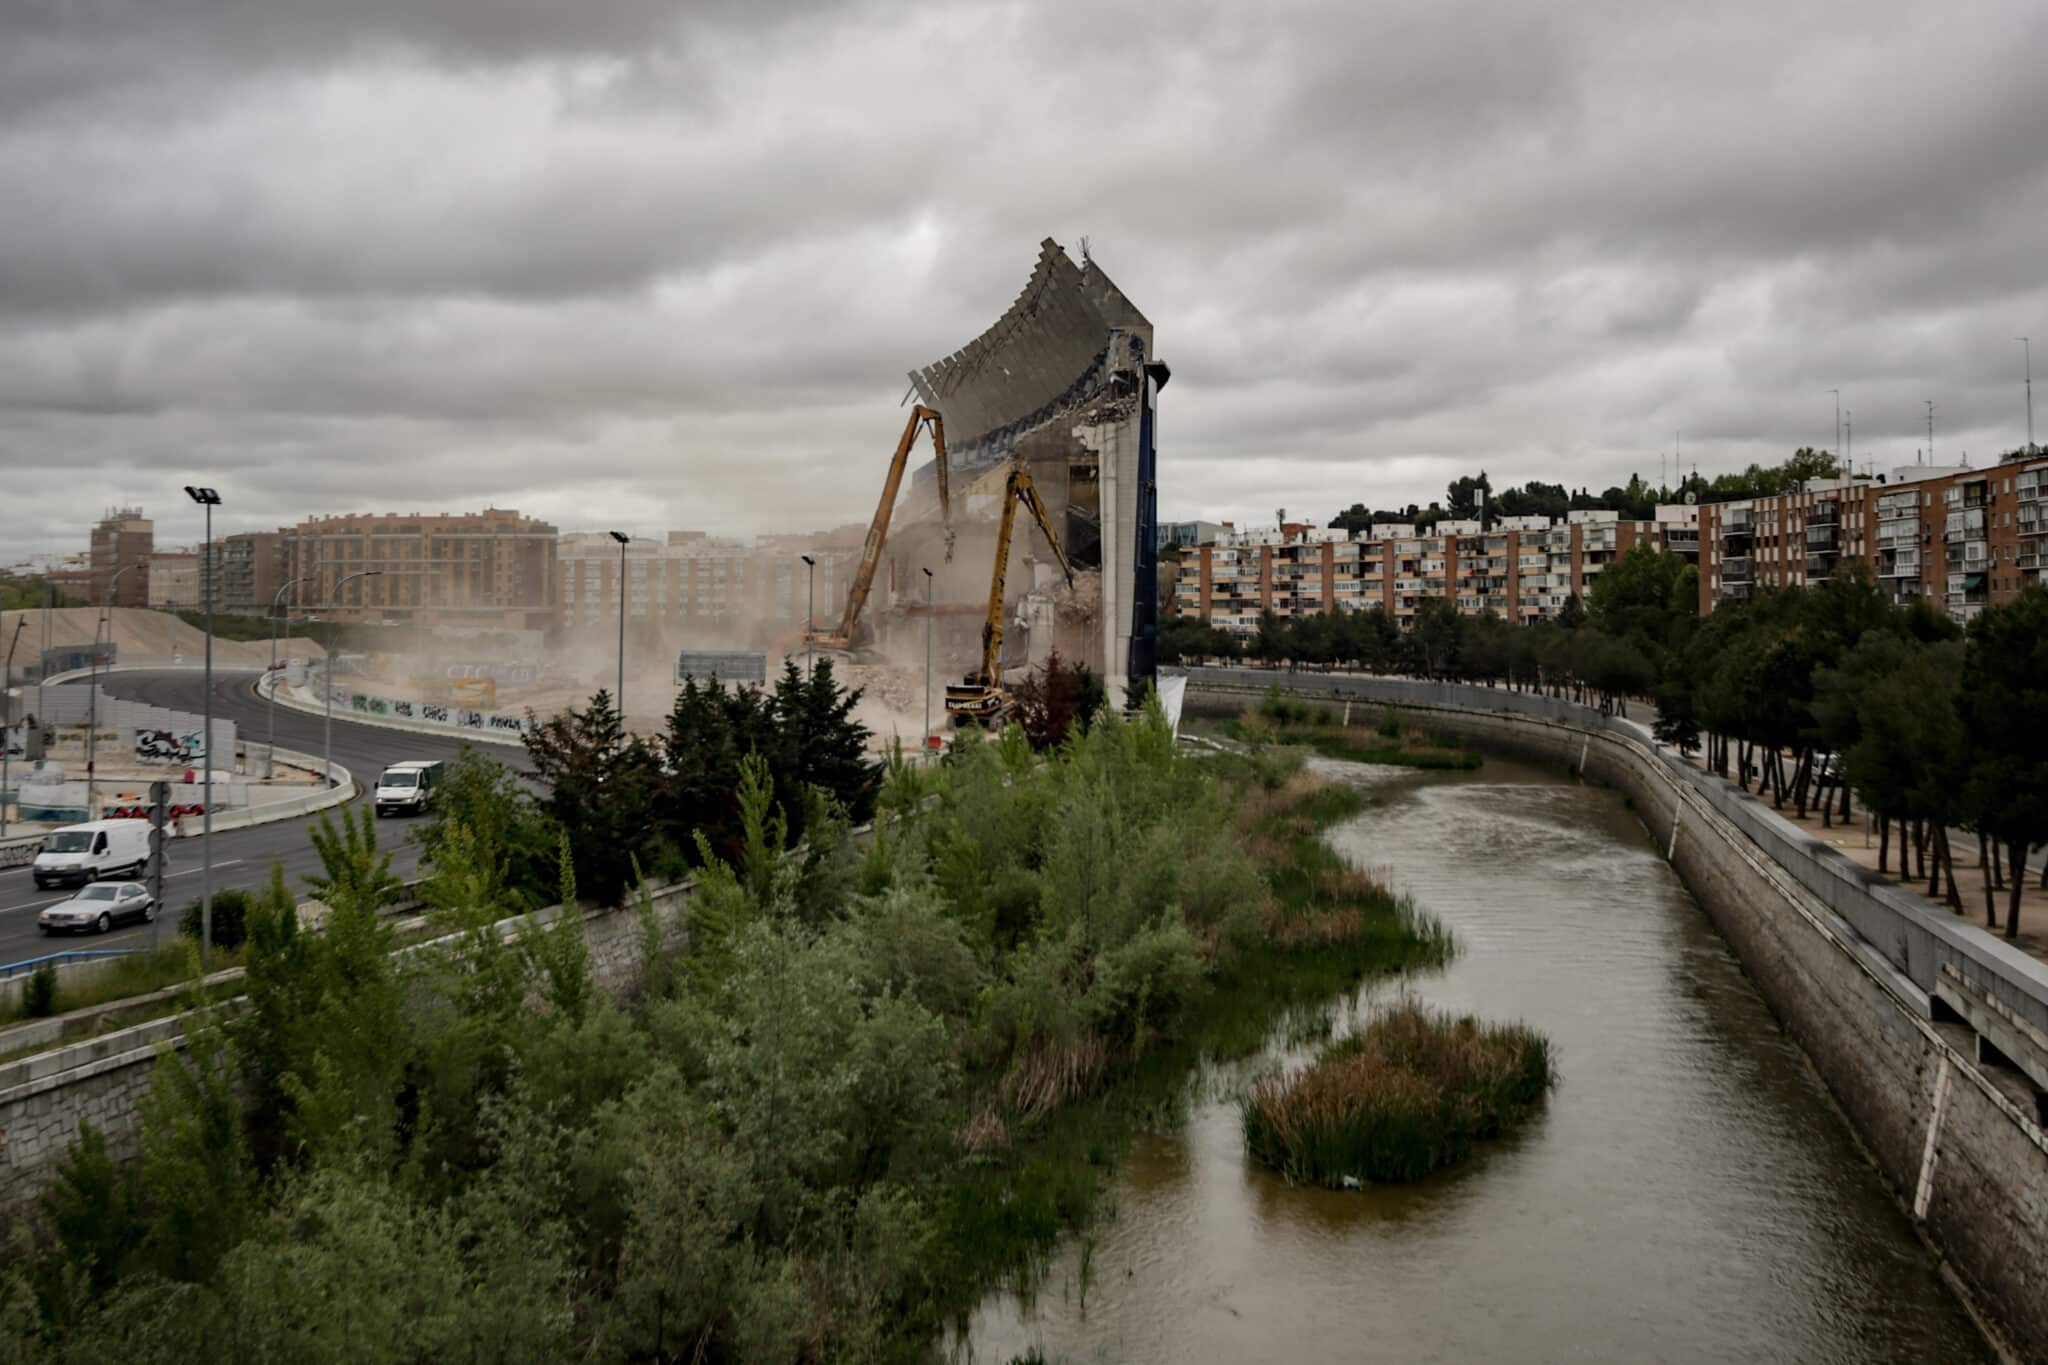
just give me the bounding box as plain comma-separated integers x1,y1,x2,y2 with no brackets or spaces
179,887,256,950
304,805,404,915
1009,651,1105,750
523,689,664,906
415,746,557,909
1960,588,2048,938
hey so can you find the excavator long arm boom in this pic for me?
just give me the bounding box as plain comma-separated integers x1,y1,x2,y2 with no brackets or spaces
974,468,1075,691
813,405,950,649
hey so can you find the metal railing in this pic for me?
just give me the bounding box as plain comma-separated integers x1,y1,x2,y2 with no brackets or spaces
0,949,138,981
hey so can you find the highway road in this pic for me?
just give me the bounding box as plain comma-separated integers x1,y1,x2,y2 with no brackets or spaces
0,669,528,966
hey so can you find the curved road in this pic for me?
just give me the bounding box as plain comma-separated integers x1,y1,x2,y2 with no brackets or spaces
0,669,527,965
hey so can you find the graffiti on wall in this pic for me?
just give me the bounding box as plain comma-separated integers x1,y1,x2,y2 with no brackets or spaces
328,688,527,737
133,729,205,765
443,662,543,686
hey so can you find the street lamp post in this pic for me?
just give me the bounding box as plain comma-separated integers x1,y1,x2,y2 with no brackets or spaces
183,487,220,967
800,555,816,679
922,567,934,757
608,531,630,728
2,619,23,837
1829,388,1840,458
322,569,383,790
86,560,142,823
266,575,311,780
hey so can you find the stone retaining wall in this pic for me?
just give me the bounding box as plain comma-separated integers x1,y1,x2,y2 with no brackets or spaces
1189,669,2048,1361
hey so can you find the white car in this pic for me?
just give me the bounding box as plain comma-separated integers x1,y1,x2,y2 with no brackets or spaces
40,883,156,936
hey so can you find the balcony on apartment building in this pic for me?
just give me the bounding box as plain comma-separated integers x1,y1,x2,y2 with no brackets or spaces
1721,555,1754,582
1661,528,1700,549
1806,499,1839,525
1943,507,1986,541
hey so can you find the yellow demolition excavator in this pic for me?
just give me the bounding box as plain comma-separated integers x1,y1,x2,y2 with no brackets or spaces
945,467,1075,723
802,405,953,658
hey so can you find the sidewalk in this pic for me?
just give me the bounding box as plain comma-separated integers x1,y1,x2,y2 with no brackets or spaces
1673,748,2048,967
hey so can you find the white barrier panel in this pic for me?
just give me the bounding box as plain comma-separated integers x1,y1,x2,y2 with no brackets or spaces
324,685,530,738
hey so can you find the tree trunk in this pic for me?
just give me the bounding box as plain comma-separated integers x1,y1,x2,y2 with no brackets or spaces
1791,749,1811,818
2039,853,2047,890
2006,841,2027,941
1878,814,1889,875
1912,820,1926,880
1990,838,2004,890
1927,826,1943,900
1736,741,1749,791
1980,833,1998,928
1838,776,1852,824
1938,827,1961,911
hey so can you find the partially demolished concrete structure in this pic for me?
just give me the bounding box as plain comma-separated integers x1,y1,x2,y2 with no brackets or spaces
881,239,1167,707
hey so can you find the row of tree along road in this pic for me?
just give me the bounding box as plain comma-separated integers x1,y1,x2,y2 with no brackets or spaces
1165,555,2048,940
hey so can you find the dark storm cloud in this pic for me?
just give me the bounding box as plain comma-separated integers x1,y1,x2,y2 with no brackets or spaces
2,0,2045,559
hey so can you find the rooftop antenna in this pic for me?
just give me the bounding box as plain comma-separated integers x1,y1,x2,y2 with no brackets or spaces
1079,235,1092,265
1926,400,1934,463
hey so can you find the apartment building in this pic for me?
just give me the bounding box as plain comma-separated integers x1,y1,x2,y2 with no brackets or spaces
1698,453,2046,624
218,530,295,617
557,530,861,641
288,508,558,629
89,508,153,607
1174,511,1665,638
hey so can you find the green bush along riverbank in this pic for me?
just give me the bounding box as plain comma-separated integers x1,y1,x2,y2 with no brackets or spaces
5,702,1449,1364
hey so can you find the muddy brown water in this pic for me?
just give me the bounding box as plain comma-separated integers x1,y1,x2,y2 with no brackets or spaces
957,755,1993,1364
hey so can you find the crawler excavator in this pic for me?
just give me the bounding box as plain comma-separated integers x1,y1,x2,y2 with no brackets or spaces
945,466,1075,723
800,405,953,659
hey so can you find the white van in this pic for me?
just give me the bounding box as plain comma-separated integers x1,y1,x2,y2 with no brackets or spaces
31,820,150,890
373,760,445,818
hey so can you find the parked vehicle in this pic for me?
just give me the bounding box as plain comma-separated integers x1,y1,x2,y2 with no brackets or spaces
39,882,155,935
373,760,445,818
30,820,149,889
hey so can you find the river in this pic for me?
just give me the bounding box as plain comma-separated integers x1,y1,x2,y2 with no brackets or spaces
959,754,1992,1364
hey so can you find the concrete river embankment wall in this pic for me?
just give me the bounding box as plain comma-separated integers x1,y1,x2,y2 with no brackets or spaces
1187,668,2048,1360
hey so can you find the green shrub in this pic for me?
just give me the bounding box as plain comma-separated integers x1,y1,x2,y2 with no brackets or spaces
1375,707,1403,739
1242,1000,1553,1186
1256,682,1313,726
24,961,59,1018
178,887,256,950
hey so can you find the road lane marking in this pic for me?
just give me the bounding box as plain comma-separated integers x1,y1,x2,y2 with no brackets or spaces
166,860,245,878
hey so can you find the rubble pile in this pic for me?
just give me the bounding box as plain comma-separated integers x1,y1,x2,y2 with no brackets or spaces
1053,568,1102,626
838,661,925,715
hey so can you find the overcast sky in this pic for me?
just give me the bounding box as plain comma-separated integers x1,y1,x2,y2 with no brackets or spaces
4,0,2046,559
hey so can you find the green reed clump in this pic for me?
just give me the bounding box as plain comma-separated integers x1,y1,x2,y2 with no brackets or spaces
1224,705,1483,771
1243,999,1553,1186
